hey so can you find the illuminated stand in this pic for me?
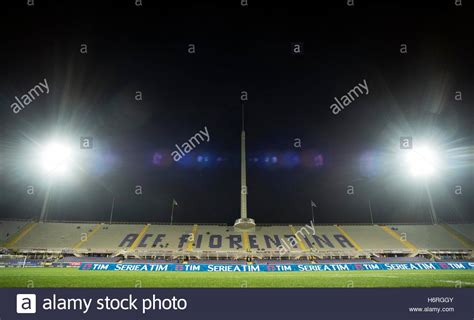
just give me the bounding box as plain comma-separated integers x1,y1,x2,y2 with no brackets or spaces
234,105,256,231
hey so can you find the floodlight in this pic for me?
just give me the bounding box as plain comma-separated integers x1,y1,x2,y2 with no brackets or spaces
403,145,440,177
40,142,73,176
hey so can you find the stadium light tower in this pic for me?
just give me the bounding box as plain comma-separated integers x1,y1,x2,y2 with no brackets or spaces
234,104,256,231
38,140,75,222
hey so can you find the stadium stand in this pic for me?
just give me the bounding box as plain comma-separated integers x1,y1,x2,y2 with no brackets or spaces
9,222,97,250
446,224,474,243
0,220,472,262
388,225,471,250
340,225,404,250
143,224,196,251
0,220,30,245
79,224,145,252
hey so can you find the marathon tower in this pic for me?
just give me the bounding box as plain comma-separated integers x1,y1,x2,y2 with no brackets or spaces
234,104,256,231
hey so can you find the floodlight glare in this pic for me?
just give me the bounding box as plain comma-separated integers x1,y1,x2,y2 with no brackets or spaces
40,142,73,175
403,145,440,177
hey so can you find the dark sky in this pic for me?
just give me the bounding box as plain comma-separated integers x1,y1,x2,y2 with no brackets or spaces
0,0,472,224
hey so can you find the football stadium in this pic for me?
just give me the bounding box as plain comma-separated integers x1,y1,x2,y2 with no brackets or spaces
1,107,473,287
0,219,473,287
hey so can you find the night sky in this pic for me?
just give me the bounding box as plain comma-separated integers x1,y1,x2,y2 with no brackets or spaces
0,0,472,224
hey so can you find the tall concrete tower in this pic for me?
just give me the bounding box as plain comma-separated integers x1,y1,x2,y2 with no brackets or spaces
234,104,256,231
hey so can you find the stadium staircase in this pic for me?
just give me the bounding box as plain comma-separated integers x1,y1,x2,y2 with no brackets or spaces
334,225,362,252
3,222,38,248
380,225,418,255
72,224,103,250
441,224,473,249
127,224,150,258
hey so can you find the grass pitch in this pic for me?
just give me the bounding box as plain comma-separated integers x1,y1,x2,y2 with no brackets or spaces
0,268,473,288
